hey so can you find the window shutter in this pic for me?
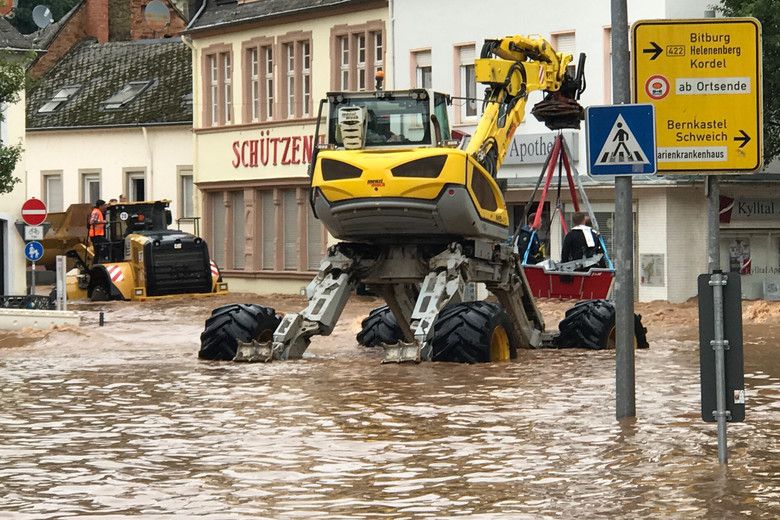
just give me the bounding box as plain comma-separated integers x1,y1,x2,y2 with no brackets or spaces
415,51,431,68
261,191,275,270
283,190,298,270
554,33,576,55
231,192,245,269
458,46,475,65
47,176,63,213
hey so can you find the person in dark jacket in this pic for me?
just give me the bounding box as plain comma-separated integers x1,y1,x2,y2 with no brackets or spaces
561,212,605,268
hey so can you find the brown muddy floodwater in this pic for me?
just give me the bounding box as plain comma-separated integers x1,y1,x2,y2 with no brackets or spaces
0,295,778,518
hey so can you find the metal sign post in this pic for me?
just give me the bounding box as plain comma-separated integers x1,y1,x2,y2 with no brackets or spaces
24,241,45,296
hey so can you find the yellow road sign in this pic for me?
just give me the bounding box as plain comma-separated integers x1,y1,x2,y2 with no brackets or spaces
632,18,762,174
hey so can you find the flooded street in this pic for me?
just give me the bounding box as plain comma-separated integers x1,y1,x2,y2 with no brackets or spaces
0,295,778,518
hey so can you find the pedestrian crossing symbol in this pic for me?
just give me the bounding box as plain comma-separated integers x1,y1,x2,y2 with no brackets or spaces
586,104,656,176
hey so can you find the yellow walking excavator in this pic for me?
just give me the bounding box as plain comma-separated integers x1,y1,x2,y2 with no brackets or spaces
199,34,642,363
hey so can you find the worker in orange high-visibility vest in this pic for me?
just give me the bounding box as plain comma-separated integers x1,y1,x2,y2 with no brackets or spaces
89,199,108,249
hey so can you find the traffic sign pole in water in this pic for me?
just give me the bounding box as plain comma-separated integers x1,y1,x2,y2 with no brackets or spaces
611,0,635,419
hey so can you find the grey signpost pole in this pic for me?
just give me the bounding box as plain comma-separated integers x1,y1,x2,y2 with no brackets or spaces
708,174,729,464
611,0,636,418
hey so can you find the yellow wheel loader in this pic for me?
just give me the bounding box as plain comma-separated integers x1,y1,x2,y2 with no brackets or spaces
200,35,637,363
65,200,227,301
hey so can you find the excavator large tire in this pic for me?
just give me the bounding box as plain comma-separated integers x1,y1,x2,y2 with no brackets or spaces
199,304,281,360
556,299,649,350
431,301,517,363
356,305,404,348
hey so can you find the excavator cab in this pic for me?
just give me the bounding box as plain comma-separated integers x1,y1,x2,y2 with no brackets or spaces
310,89,509,244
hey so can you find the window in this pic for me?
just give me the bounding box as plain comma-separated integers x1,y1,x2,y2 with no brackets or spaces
356,34,366,91
551,31,576,55
331,24,385,91
248,47,259,121
413,50,432,88
208,185,324,273
81,172,100,204
264,46,274,120
457,45,477,120
179,172,194,218
209,55,218,124
339,36,350,90
223,54,232,123
285,43,295,118
43,172,63,212
38,85,80,113
373,31,383,76
103,81,153,110
210,192,226,267
231,191,245,269
126,171,146,202
301,41,311,116
204,49,233,126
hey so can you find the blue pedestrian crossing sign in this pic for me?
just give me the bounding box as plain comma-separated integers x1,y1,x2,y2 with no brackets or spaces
25,240,44,262
586,104,656,176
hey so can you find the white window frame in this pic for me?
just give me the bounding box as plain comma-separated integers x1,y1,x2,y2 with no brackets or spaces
285,43,295,118
373,31,383,75
249,47,259,122
301,41,311,116
339,36,350,90
81,171,101,204
42,171,64,213
125,170,146,202
223,53,232,124
179,169,194,219
264,46,274,120
209,55,218,125
356,34,366,91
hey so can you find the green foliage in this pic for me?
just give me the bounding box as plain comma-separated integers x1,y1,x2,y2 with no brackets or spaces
0,58,26,194
718,0,780,162
8,0,81,35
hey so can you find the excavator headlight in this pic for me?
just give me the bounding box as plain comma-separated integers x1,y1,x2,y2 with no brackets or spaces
320,158,363,181
391,155,448,179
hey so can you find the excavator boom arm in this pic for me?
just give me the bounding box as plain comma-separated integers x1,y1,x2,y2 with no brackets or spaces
465,35,582,176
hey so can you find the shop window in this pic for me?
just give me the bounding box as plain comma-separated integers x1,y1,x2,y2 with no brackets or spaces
210,192,226,267
283,190,298,270
331,23,385,91
260,190,275,270
231,192,245,269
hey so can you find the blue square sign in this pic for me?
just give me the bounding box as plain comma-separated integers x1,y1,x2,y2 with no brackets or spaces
586,104,656,176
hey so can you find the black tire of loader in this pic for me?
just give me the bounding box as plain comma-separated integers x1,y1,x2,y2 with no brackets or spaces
430,301,517,363
199,304,281,360
356,305,404,348
556,299,649,350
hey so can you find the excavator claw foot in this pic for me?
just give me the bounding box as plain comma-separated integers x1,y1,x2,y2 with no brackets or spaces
381,340,422,364
234,340,274,362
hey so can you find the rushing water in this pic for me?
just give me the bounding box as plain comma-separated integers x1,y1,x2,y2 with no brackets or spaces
0,299,778,518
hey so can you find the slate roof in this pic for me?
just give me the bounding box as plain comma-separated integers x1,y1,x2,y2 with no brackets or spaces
27,38,192,130
0,17,33,50
187,0,381,33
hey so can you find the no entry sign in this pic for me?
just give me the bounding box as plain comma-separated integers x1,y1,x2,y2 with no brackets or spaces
21,198,47,226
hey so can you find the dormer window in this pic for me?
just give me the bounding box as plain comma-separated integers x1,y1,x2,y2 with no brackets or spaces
102,80,154,110
38,85,80,113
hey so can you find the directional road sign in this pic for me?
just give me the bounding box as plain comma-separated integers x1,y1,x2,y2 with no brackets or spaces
25,240,44,262
586,104,656,176
21,198,48,226
632,18,762,174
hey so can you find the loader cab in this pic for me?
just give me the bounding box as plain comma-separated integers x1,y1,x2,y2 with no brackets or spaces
95,201,173,263
323,89,452,150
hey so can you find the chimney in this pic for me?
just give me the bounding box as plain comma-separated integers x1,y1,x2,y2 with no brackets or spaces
84,0,109,43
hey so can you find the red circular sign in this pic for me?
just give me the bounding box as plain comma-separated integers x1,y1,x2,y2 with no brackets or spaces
645,74,670,100
21,198,48,226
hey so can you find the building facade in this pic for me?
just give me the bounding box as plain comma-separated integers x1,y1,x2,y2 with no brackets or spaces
186,0,389,294
0,18,32,295
25,38,196,233
391,0,779,302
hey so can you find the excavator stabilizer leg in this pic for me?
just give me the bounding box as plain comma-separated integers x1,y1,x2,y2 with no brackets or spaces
234,245,358,362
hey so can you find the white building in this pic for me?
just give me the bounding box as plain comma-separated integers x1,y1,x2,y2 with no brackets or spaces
25,39,197,234
392,0,776,301
0,19,32,295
